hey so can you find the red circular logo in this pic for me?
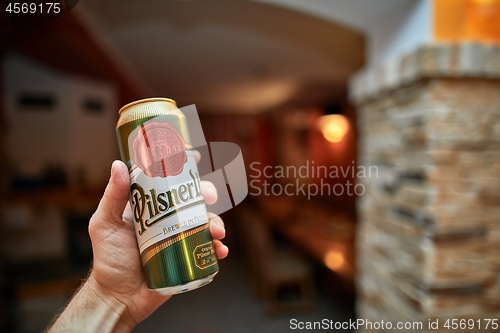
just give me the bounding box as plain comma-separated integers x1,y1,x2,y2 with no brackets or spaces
132,122,187,178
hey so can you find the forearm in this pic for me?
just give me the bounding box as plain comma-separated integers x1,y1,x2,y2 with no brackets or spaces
46,274,136,333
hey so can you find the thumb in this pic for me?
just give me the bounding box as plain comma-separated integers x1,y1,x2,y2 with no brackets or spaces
93,160,130,226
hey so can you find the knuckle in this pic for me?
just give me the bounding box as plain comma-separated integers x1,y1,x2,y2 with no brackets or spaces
209,214,224,227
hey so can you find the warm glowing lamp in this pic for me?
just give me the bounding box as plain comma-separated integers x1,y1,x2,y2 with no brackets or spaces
318,114,349,143
469,0,500,5
324,250,345,271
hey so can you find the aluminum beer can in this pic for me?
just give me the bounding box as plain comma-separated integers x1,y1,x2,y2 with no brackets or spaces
116,98,218,295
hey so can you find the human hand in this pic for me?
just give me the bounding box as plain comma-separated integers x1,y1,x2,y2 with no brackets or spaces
86,159,228,329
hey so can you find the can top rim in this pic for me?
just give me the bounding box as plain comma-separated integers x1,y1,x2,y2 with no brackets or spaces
119,97,177,114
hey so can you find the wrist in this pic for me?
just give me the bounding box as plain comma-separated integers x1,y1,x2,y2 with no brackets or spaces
85,273,138,333
47,273,137,333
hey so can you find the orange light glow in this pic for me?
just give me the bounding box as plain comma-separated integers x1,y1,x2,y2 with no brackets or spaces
318,114,349,143
434,0,500,42
470,0,499,5
324,251,345,271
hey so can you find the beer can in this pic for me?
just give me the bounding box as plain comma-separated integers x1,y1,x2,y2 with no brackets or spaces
116,98,218,295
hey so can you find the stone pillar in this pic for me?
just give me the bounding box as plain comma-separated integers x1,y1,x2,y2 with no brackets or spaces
351,43,500,332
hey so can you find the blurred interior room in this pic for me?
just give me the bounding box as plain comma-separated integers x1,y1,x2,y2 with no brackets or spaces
0,0,499,332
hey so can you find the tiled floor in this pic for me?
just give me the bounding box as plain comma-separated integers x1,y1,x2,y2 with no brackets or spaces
133,256,355,333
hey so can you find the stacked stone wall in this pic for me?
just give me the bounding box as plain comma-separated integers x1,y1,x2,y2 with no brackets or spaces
353,44,500,332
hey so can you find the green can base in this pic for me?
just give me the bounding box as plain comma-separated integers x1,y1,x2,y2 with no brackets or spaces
151,271,218,295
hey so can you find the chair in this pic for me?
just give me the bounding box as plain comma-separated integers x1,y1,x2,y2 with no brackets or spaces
239,208,315,314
